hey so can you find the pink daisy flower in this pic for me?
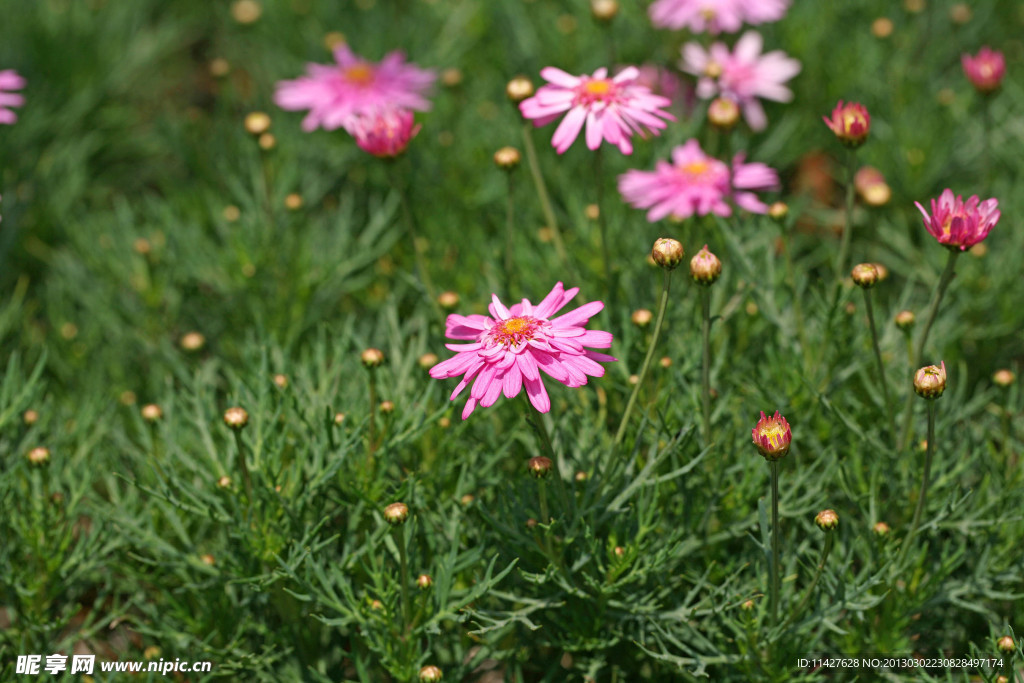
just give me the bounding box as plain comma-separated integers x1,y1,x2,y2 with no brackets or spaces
915,189,1000,251
649,0,790,34
0,69,26,125
518,66,674,155
429,282,616,419
680,31,800,131
962,46,1005,94
617,138,780,221
274,45,435,132
350,106,420,158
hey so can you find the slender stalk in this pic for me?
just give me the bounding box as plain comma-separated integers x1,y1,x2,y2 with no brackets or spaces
394,177,441,320
367,370,378,461
700,287,712,445
504,171,515,290
537,479,550,525
521,122,569,268
781,534,834,630
899,400,936,567
863,288,896,441
899,250,959,450
395,525,412,628
834,149,857,281
233,430,254,503
594,148,615,310
779,219,809,355
769,460,781,628
615,269,672,446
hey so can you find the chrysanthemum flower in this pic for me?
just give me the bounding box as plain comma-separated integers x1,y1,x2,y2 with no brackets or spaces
518,66,674,155
350,107,420,158
617,138,780,221
274,45,435,132
649,0,790,34
0,69,26,124
962,47,1005,93
429,282,616,419
823,100,870,148
752,410,791,461
680,32,800,131
915,189,1000,251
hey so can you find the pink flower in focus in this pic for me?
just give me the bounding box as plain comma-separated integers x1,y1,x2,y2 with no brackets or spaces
350,107,420,158
617,139,780,221
274,45,435,132
915,189,1000,251
680,31,800,131
0,70,26,124
649,0,790,33
519,66,674,155
962,47,1005,93
823,100,870,148
429,282,616,419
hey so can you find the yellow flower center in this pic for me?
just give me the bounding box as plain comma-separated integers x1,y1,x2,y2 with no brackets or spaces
502,318,531,335
490,316,539,347
704,61,723,78
344,63,375,85
682,161,709,177
759,423,787,449
842,110,863,133
584,80,611,96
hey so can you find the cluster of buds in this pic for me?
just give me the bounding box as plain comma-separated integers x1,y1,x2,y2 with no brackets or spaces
752,411,792,461
913,361,947,399
823,100,870,148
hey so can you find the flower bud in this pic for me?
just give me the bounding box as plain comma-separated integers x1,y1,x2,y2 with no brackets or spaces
334,412,346,425
379,400,395,414
361,348,385,368
141,404,163,422
690,244,722,285
223,406,249,430
707,97,739,130
244,112,271,136
590,0,618,21
383,502,409,525
768,202,789,221
493,146,521,170
27,447,50,466
854,166,891,207
441,68,463,88
23,409,39,425
437,291,460,309
752,410,792,461
873,521,890,536
913,361,947,399
284,193,303,210
231,0,262,24
273,374,288,389
631,309,653,327
217,475,232,489
814,509,839,531
996,635,1015,653
200,553,216,566
962,47,1005,94
871,262,889,281
851,263,878,288
992,369,1015,388
741,599,755,611
506,76,534,103
528,456,553,479
419,665,443,682
419,353,439,369
823,101,870,148
651,238,684,270
895,310,915,331
995,676,1009,683
180,331,206,351
416,573,433,590
258,133,275,150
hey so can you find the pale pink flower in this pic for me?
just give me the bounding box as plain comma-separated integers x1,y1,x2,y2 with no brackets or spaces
915,189,1000,251
519,66,674,155
617,138,779,221
274,45,435,132
962,47,1005,93
429,282,616,419
680,31,800,131
350,107,420,158
649,0,790,33
0,69,26,124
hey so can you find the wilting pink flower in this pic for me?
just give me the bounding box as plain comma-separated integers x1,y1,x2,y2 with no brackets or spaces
752,410,791,461
429,282,616,419
680,31,799,131
649,0,790,33
915,189,1000,251
0,69,26,124
519,66,674,155
618,139,779,221
275,45,435,132
823,100,870,148
350,107,420,158
962,47,1005,93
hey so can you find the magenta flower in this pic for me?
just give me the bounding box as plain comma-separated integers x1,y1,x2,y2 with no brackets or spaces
274,45,435,132
350,107,420,158
680,31,800,131
429,282,616,419
915,189,1000,251
649,0,790,33
519,66,674,155
962,47,1005,93
618,139,779,221
0,69,26,125
823,100,870,148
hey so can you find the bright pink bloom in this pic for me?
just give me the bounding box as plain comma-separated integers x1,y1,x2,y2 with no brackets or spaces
0,70,26,125
915,189,1000,251
274,45,435,132
649,0,790,33
350,107,420,158
429,282,616,419
822,100,870,148
680,31,800,131
962,47,1005,93
519,66,674,155
752,410,791,461
617,139,779,221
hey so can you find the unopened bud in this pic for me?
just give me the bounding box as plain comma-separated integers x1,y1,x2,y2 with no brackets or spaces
180,331,206,351
590,0,618,22
895,310,915,330
873,521,890,536
383,502,409,525
244,112,271,136
23,409,39,425
284,193,303,210
528,456,552,479
141,404,163,422
379,400,395,414
768,202,789,221
996,636,1015,653
273,374,288,389
651,238,684,270
417,574,433,590
419,665,443,682
217,475,232,489
814,509,839,531
851,263,878,288
493,146,521,170
707,97,739,130
419,353,439,369
441,67,463,88
914,361,947,399
690,244,722,285
223,406,249,429
437,291,460,309
506,76,534,103
258,133,275,150
631,309,653,327
993,369,1015,387
823,100,871,148
334,412,346,425
28,447,50,466
361,348,385,368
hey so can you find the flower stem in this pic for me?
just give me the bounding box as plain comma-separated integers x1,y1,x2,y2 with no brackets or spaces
833,148,857,281
700,287,712,446
234,430,254,503
367,370,378,463
615,269,672,446
769,460,781,628
521,122,569,269
395,524,412,628
594,148,616,311
781,533,833,631
504,171,516,291
899,400,936,567
863,288,896,441
899,250,959,450
392,164,442,320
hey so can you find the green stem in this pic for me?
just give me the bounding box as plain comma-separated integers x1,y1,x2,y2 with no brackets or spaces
234,430,253,503
615,269,672,446
781,534,834,630
769,460,781,628
521,122,570,269
863,288,895,441
779,219,809,355
834,149,857,281
700,287,712,446
395,525,412,630
899,399,936,568
538,479,550,525
393,166,442,320
367,370,378,462
595,148,615,311
505,171,515,291
899,250,959,450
